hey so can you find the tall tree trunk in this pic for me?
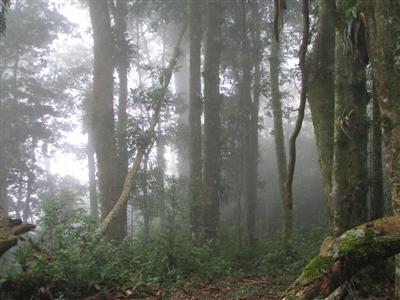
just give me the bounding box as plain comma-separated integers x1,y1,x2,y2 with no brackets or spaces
370,81,384,221
174,32,190,179
114,0,129,238
188,0,203,240
88,127,98,221
270,3,288,240
237,1,257,246
331,1,369,236
362,1,400,298
203,0,224,242
142,151,150,238
89,0,122,240
308,0,335,230
156,124,167,228
284,0,310,242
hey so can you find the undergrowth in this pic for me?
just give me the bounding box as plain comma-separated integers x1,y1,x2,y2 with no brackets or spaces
0,199,327,299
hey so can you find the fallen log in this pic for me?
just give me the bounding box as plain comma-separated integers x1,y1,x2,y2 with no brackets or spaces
0,208,35,257
282,216,400,299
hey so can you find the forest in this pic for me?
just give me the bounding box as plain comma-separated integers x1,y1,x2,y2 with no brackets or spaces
0,0,399,299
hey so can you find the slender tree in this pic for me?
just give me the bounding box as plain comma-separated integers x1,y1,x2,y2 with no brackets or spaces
270,0,288,240
188,0,203,239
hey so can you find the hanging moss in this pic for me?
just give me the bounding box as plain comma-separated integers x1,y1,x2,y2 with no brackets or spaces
302,255,335,283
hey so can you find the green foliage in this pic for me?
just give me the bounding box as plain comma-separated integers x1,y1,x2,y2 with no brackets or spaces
3,198,327,299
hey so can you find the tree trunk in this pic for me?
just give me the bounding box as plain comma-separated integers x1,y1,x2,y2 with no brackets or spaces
188,0,203,240
284,0,310,243
142,151,150,238
362,1,400,297
331,2,369,236
282,216,400,299
87,127,98,221
174,30,190,179
370,81,384,221
270,3,288,240
0,208,35,257
308,0,335,230
203,0,224,242
94,24,187,238
88,0,122,240
115,0,130,238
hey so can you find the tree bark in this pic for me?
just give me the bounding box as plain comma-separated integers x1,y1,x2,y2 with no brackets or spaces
89,0,122,240
203,0,224,242
362,1,400,297
188,0,203,240
370,81,384,221
270,1,288,240
282,216,400,299
114,0,130,237
308,0,335,230
331,0,369,236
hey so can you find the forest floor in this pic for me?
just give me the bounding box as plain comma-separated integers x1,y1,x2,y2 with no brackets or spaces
85,272,394,300
85,274,289,300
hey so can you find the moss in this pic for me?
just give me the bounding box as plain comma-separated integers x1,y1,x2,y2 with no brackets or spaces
339,227,377,258
302,255,335,283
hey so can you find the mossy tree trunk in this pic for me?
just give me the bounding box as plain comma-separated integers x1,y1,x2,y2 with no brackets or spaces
282,216,400,299
308,0,335,230
203,0,224,242
188,0,203,240
331,0,369,236
362,1,400,298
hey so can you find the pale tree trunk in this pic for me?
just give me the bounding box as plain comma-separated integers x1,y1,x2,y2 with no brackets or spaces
188,0,203,240
331,0,369,236
142,151,150,238
308,0,335,230
94,25,187,238
173,29,190,179
270,1,288,240
87,127,98,221
89,0,122,240
362,1,400,298
203,0,224,242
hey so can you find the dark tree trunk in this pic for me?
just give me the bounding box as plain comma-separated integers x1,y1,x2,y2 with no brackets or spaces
370,81,384,221
362,1,400,297
188,0,203,240
203,0,224,242
331,1,369,236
